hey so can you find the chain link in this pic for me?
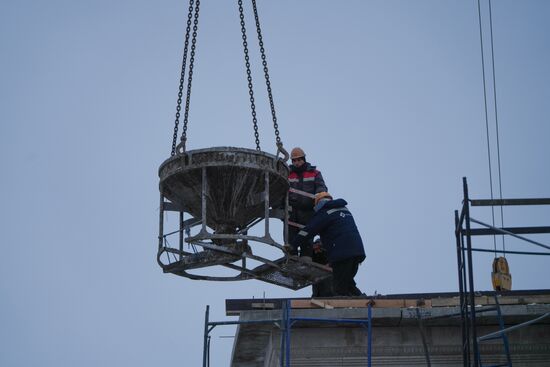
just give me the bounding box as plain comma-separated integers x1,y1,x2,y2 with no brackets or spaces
251,0,282,147
238,0,261,151
179,0,201,153
172,0,282,154
171,0,196,156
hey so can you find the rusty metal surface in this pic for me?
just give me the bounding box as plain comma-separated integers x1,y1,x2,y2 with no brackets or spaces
159,147,288,231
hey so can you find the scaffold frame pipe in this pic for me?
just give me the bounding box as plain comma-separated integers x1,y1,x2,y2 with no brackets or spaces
201,302,373,367
454,176,550,366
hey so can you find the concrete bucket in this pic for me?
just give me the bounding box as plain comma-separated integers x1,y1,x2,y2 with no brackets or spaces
158,147,289,233
157,147,332,289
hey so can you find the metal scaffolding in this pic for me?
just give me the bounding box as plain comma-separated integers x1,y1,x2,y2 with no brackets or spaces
454,177,550,367
202,300,372,367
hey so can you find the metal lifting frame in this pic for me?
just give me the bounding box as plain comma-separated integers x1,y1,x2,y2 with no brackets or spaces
202,300,372,367
454,177,550,367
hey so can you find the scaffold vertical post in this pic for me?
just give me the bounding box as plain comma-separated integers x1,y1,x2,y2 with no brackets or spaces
463,177,479,367
455,209,468,366
203,305,210,367
368,303,372,367
285,300,291,366
279,300,286,367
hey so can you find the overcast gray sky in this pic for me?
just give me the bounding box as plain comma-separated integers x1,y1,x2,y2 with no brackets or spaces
2,0,549,366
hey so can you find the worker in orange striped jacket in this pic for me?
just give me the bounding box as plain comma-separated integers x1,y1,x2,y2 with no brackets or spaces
288,147,327,257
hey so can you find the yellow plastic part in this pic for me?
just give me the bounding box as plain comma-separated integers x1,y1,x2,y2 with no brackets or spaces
491,256,512,291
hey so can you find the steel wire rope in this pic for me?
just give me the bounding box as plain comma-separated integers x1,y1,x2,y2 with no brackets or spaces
171,0,196,156
477,0,499,256
488,0,507,255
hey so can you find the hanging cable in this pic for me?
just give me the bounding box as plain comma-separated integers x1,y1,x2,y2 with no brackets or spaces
488,0,507,256
477,0,499,256
171,0,196,156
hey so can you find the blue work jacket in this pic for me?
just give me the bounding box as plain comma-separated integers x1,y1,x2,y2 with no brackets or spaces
290,198,366,264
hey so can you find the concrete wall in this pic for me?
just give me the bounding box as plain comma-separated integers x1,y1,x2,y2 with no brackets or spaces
230,305,550,366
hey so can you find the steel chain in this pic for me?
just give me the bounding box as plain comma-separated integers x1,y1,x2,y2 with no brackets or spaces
172,0,282,154
171,0,196,156
238,0,261,151
251,0,282,147
179,0,201,153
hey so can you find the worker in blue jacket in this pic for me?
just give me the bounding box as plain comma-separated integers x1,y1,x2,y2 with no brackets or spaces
288,192,366,296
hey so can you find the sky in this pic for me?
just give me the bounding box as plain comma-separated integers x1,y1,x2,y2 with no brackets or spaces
1,0,549,366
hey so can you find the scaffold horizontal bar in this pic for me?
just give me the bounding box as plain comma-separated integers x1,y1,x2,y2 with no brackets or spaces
471,198,550,206
467,247,550,256
470,217,550,251
468,226,550,236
